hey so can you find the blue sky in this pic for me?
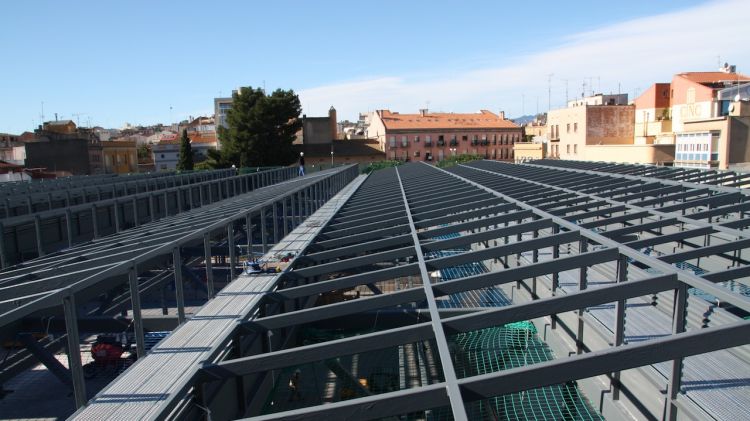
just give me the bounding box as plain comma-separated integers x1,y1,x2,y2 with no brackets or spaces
1,0,748,133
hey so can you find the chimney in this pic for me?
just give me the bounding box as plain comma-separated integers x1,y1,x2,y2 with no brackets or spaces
329,106,337,140
419,109,428,117
499,111,505,120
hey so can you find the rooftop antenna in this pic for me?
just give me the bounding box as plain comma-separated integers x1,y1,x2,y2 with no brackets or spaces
547,73,554,112
560,78,569,104
40,101,45,125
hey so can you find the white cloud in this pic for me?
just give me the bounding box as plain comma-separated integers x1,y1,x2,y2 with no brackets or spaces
299,0,750,120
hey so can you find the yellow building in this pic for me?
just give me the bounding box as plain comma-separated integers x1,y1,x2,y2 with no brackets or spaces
102,140,138,174
513,142,545,161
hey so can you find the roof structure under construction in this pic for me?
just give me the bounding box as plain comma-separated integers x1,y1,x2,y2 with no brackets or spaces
1,160,749,421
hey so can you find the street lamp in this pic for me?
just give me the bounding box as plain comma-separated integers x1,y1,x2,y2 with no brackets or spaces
330,151,334,167
450,147,456,156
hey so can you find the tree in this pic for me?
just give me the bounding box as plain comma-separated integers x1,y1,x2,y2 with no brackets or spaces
212,86,302,168
177,129,194,171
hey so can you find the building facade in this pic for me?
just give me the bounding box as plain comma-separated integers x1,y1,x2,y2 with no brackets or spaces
368,109,522,162
152,141,179,171
102,140,138,174
547,98,635,160
633,68,750,169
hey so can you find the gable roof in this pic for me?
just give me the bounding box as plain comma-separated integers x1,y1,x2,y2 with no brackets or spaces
379,110,519,131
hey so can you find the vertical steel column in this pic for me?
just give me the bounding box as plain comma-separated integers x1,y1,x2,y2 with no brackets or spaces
204,233,215,298
188,186,194,210
34,215,44,257
113,202,121,232
282,197,289,237
199,184,204,206
550,225,560,329
612,255,628,400
26,196,33,214
91,206,99,238
272,202,280,244
66,209,75,247
0,222,6,268
163,191,169,216
177,189,184,212
576,238,588,355
148,195,155,222
173,247,186,324
305,187,311,216
129,264,145,358
132,198,139,227
261,207,268,254
245,213,253,262
295,192,302,225
665,284,688,421
228,223,236,280
62,293,87,408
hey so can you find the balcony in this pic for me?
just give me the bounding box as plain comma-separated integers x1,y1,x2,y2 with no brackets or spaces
437,140,446,147
449,140,458,147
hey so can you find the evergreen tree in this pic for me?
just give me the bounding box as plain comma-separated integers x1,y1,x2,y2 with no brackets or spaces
211,87,302,168
177,129,194,171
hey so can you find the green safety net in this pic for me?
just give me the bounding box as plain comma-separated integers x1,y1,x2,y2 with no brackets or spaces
448,323,604,421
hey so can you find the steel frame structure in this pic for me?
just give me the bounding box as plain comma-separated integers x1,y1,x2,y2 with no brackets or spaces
530,159,750,189
0,167,296,268
0,165,358,411
70,161,750,421
0,168,238,218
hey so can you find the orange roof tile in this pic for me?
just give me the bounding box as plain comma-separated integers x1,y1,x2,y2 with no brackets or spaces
676,72,750,84
379,110,519,131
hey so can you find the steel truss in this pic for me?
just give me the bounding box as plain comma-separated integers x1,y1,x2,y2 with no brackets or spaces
0,165,358,410
0,167,296,268
530,159,750,189
68,161,750,420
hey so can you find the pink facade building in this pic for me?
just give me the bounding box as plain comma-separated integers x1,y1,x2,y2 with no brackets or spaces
368,109,522,162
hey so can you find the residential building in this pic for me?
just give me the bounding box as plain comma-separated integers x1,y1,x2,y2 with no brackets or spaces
368,109,522,162
633,66,750,169
153,132,180,171
567,93,628,107
294,107,385,168
42,120,76,134
102,140,138,174
547,97,637,160
633,83,673,144
214,94,235,150
185,116,219,161
513,142,546,162
24,122,103,175
302,107,337,145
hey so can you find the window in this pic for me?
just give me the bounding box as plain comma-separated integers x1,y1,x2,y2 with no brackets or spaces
425,135,432,145
574,123,578,132
389,136,396,148
161,154,165,159
401,136,408,147
462,135,468,141
567,124,570,133
566,145,570,154
414,151,420,157
573,145,577,154
414,136,420,143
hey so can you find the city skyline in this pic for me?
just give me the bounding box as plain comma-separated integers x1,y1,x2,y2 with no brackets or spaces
1,0,748,134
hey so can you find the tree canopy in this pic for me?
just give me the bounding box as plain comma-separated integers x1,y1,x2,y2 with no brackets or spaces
177,129,194,171
210,87,302,168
